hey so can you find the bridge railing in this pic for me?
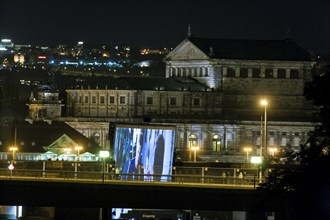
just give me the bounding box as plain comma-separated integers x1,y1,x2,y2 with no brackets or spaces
0,168,261,188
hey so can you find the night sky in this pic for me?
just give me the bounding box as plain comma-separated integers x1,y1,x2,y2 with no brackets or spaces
1,0,330,53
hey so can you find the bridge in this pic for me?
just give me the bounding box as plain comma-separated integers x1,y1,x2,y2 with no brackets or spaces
0,162,287,219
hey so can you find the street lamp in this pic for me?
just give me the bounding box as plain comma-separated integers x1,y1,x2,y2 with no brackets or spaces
269,147,278,157
9,147,18,162
75,146,83,161
191,146,199,162
259,99,268,182
244,147,252,162
260,99,268,156
100,150,110,182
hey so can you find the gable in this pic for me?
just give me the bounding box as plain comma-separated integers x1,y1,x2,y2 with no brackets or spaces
165,39,210,61
44,134,78,153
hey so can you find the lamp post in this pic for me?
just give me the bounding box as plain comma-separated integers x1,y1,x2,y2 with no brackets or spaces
244,147,252,162
75,146,82,161
191,146,199,162
261,99,268,156
259,99,268,182
100,150,110,182
9,147,18,162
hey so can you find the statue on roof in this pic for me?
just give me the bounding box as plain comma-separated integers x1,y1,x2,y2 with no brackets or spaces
187,24,193,38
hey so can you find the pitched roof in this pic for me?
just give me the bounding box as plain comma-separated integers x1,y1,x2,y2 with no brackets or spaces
0,121,102,153
188,37,311,61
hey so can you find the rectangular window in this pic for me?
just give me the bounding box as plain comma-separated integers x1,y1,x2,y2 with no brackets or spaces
120,96,126,104
227,67,236,77
277,69,286,78
193,98,200,106
147,97,153,105
170,97,176,106
84,96,88,103
92,96,96,103
240,68,248,78
252,68,261,78
100,96,105,104
78,96,82,103
109,96,115,104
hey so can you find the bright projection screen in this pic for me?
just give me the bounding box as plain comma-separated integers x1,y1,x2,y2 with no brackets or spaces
114,124,176,181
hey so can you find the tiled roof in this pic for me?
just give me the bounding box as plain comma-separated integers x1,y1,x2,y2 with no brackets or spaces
189,37,311,61
0,121,102,153
67,76,210,91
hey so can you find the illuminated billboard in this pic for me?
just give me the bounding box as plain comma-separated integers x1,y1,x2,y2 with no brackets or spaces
114,124,176,181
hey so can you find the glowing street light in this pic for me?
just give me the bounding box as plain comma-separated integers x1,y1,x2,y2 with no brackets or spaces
191,146,199,162
269,147,278,157
9,147,18,161
244,147,252,162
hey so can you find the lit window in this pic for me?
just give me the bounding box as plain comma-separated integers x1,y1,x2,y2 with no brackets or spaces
212,135,221,152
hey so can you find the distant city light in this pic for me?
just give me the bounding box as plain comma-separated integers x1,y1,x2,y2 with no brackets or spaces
1,39,11,43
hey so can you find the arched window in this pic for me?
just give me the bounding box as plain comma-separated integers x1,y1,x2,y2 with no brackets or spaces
189,134,198,149
256,137,261,146
212,135,221,152
293,137,300,147
269,137,275,146
93,132,100,144
281,137,287,147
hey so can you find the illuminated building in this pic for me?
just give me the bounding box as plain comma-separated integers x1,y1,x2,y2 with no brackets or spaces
40,32,317,162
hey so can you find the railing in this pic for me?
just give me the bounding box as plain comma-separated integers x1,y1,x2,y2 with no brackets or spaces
0,168,262,189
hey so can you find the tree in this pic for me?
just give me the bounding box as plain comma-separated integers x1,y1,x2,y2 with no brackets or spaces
260,64,330,219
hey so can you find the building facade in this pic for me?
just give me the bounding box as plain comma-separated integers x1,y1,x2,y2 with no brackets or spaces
61,35,316,162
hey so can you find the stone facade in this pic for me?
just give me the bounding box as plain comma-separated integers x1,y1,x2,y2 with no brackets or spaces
58,36,317,161
27,91,64,121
